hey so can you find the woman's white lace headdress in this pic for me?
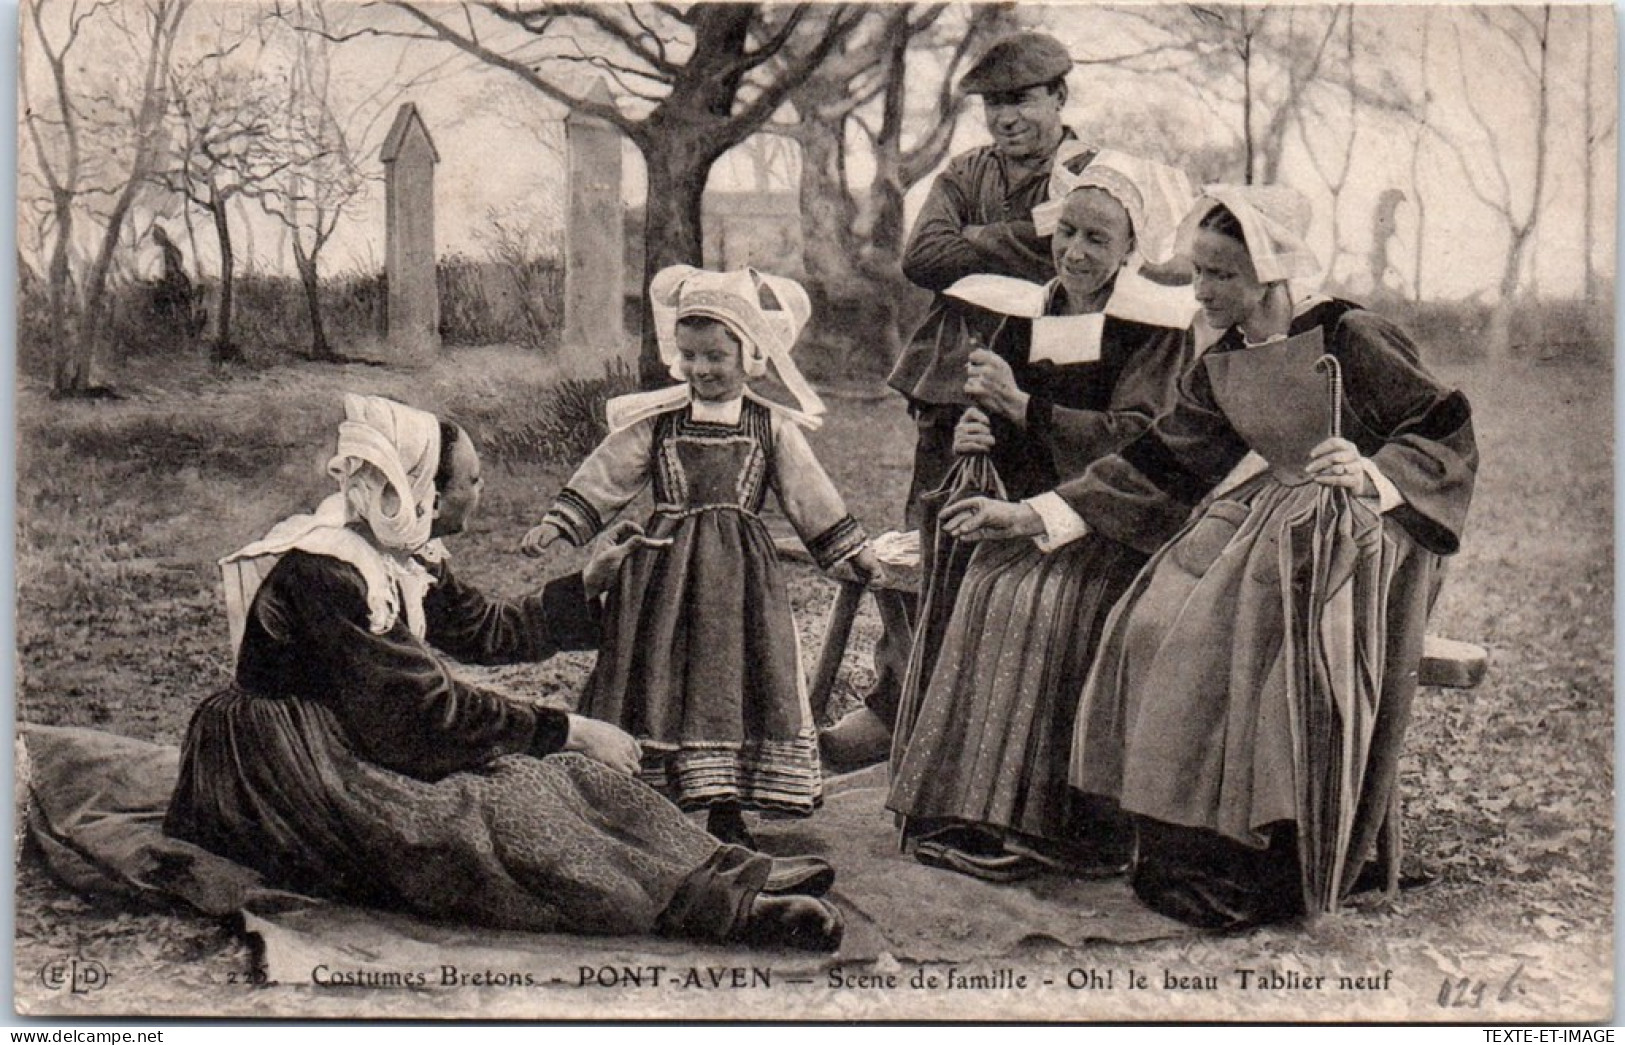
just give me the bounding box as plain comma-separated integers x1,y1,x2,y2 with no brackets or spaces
607,265,824,433
221,394,448,645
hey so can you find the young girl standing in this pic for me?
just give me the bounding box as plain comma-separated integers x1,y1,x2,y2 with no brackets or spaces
522,265,877,848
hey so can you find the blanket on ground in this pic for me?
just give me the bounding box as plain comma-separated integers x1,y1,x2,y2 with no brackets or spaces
20,723,1188,983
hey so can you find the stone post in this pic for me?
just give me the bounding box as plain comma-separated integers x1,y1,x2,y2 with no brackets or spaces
563,80,626,359
382,102,440,359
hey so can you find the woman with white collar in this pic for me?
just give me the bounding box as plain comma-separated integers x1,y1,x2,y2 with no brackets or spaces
886,148,1198,882
167,394,845,951
942,186,1478,927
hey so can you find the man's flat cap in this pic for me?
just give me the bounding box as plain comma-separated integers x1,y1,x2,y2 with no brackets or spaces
958,32,1072,95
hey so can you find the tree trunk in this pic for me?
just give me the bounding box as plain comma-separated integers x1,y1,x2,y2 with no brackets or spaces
1583,4,1597,304
47,188,82,394
209,190,236,356
637,143,708,388
799,121,860,290
1506,6,1553,357
1242,34,1255,184
796,113,902,373
293,238,332,360
866,27,910,257
1409,13,1433,304
79,192,141,389
1487,227,1531,359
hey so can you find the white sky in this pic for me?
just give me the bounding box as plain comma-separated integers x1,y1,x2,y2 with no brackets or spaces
17,2,1619,303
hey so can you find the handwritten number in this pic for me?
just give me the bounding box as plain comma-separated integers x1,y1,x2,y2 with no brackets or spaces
1439,970,1522,1009
1437,976,1486,1008
1499,962,1527,1002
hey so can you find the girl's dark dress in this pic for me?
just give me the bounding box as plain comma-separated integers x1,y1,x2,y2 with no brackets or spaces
546,398,865,816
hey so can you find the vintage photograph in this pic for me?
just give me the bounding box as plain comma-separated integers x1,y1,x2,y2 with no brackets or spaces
11,0,1615,1023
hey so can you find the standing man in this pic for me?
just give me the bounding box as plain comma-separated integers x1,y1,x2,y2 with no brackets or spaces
820,31,1079,767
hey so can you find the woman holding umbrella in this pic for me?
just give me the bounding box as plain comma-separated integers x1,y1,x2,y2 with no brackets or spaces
886,146,1197,882
942,185,1478,928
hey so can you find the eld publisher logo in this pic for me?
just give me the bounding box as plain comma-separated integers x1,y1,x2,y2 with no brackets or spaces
38,958,108,994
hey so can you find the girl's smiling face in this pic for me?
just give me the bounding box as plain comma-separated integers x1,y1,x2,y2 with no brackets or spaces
677,318,748,402
1190,226,1267,332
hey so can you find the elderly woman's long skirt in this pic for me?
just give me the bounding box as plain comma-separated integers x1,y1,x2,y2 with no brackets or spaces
1071,475,1439,928
887,533,1144,873
166,687,756,939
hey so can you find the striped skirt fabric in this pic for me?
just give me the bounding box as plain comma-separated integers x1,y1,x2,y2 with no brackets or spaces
888,533,1144,858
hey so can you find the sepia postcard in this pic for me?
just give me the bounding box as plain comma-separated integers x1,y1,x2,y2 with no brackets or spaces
10,0,1616,1023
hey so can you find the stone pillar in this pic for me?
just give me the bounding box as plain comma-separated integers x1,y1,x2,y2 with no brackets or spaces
563,80,626,358
382,102,440,359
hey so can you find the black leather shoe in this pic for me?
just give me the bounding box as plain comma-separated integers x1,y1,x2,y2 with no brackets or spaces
819,708,892,768
707,806,757,850
733,895,845,952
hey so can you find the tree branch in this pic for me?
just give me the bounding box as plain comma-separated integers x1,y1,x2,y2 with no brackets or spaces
728,6,807,77
1449,18,1516,218
623,4,669,68
383,1,638,133
484,2,676,77
728,6,865,138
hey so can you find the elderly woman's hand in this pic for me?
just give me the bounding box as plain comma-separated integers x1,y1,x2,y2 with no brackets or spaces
953,406,996,455
965,348,1029,423
846,544,882,584
583,521,671,598
564,714,643,775
520,520,563,558
940,495,1044,542
1306,437,1376,496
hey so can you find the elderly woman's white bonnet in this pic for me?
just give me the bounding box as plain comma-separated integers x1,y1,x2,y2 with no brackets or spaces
1031,142,1195,268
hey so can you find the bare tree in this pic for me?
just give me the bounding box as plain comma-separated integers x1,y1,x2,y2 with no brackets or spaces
1581,4,1614,307
250,0,478,361
379,1,865,386
19,0,96,390
1405,10,1435,303
258,0,378,360
1188,5,1350,184
731,133,800,194
1077,6,1346,185
158,32,298,360
1295,8,1356,285
22,0,193,393
1444,5,1554,357
775,4,1015,366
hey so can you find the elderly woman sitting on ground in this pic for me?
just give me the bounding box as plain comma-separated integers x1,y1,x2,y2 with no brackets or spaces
164,394,843,951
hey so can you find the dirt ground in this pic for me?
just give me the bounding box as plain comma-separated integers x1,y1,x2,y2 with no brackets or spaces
10,344,1615,1021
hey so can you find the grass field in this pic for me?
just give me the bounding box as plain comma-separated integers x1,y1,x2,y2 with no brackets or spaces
10,339,1615,1019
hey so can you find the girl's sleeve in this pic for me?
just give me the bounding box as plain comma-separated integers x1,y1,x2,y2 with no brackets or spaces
541,419,655,546
1338,311,1478,555
267,553,571,782
1030,325,1193,479
771,414,868,570
1052,355,1251,555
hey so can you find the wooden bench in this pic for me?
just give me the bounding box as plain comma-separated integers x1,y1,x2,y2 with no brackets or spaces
774,536,1489,720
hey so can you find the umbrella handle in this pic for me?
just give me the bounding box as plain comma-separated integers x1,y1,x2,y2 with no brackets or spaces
1315,354,1343,441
